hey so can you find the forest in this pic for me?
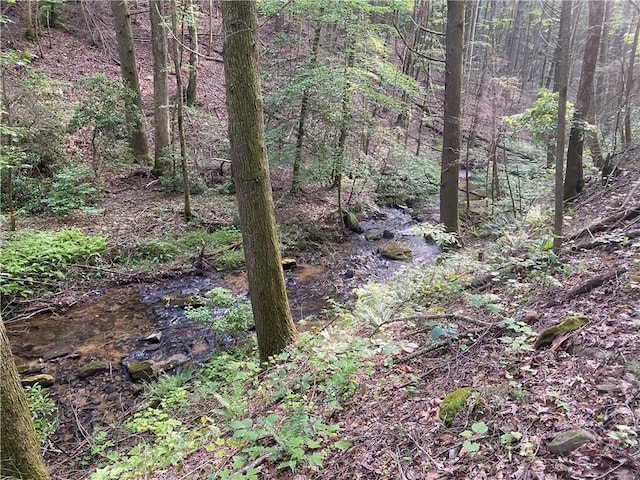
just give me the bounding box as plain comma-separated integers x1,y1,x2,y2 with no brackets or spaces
1,0,639,478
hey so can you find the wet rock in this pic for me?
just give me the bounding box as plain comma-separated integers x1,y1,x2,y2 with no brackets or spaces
21,374,55,388
535,314,589,349
144,332,162,343
379,241,413,261
343,269,355,279
128,361,157,381
78,361,109,379
364,229,384,241
382,230,394,239
42,345,73,361
547,429,595,455
161,295,206,307
17,364,43,375
282,258,297,271
156,353,189,372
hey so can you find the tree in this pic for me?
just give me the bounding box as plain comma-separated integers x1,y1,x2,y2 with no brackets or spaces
553,0,572,253
110,0,150,163
170,0,192,222
185,0,199,107
623,10,640,145
564,0,605,200
1,318,49,480
440,0,464,234
221,0,298,362
150,0,172,177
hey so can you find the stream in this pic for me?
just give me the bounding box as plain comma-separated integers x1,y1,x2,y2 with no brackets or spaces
7,207,440,447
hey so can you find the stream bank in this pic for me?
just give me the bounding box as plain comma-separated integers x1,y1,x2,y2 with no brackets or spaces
7,206,440,453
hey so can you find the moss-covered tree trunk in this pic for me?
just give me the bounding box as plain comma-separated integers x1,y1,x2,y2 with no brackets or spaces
221,0,298,363
110,0,150,163
150,0,172,177
563,0,604,200
1,319,49,480
440,0,464,233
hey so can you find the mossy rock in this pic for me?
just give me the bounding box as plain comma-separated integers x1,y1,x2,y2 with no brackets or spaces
281,257,297,271
162,295,206,307
379,241,413,261
128,361,157,381
21,374,55,388
535,314,589,349
78,361,108,379
438,387,475,426
341,209,364,234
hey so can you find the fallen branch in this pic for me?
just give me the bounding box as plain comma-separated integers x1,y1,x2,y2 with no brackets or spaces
572,229,640,251
569,207,640,241
545,267,627,307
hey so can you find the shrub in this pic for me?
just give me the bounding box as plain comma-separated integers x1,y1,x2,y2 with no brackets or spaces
0,228,106,299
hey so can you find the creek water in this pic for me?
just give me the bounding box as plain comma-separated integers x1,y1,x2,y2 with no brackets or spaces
7,206,439,446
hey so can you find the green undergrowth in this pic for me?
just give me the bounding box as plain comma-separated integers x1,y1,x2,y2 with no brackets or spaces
112,228,243,270
89,326,394,480
0,228,105,301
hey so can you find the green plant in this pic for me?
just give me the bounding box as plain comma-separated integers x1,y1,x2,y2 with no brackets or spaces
460,421,488,453
498,317,536,353
418,223,460,248
0,228,106,300
159,167,207,194
25,384,57,443
68,74,141,174
607,425,638,448
186,290,254,343
42,165,100,214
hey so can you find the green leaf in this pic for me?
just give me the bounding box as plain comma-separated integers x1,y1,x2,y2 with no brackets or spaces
230,418,253,430
471,422,488,434
462,440,480,453
333,440,352,451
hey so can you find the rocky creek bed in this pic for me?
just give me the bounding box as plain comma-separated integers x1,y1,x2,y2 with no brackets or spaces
7,206,440,451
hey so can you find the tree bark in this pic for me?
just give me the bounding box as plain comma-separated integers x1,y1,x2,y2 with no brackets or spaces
186,0,199,107
623,12,639,145
553,0,571,253
170,0,192,222
111,0,150,163
150,0,172,177
221,0,298,363
440,0,464,233
564,0,605,201
291,21,322,196
1,319,49,480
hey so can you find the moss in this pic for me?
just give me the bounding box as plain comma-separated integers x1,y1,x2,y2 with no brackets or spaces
535,314,589,349
341,209,364,234
379,241,413,261
128,361,156,381
77,361,108,379
20,374,55,388
438,387,475,426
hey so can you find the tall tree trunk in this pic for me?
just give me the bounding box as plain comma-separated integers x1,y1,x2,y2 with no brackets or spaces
170,0,192,222
24,0,35,40
440,0,464,233
150,0,172,177
186,0,199,107
291,21,322,195
1,319,49,480
110,0,150,163
564,0,605,200
221,0,298,363
553,0,572,253
623,12,640,145
507,0,526,76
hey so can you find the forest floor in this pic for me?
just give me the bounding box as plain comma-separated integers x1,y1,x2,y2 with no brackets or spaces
3,4,640,479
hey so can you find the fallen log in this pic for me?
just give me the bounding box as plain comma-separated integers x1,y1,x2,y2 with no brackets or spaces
569,207,640,241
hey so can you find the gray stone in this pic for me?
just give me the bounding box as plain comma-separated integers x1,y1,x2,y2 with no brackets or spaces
379,241,413,261
42,346,73,360
547,429,595,455
364,229,384,241
156,354,189,372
